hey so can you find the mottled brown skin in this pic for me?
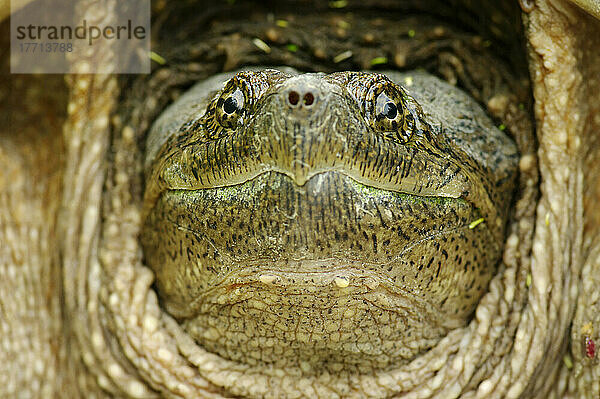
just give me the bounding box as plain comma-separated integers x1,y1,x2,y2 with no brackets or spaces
141,69,518,374
2,0,600,397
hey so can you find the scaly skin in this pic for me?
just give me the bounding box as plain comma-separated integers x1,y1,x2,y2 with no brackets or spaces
1,0,599,398
141,69,518,376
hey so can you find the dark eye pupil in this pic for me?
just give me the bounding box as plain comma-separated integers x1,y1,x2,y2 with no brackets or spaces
223,97,239,114
383,102,397,119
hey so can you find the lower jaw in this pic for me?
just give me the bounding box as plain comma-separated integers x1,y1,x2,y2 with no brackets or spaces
143,170,494,372
180,274,450,373
148,170,483,314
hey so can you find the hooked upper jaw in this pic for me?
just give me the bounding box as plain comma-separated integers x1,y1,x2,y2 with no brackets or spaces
143,71,480,220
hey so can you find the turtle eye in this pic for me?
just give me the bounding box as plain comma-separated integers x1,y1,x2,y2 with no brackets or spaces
216,87,245,129
200,70,288,140
371,86,408,141
344,73,415,143
376,92,399,121
222,89,244,115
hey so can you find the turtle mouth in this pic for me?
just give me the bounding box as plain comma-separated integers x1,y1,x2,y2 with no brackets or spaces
141,169,497,370
142,88,481,224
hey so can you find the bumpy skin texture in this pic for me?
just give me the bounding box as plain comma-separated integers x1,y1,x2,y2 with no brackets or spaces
141,69,518,374
3,0,600,398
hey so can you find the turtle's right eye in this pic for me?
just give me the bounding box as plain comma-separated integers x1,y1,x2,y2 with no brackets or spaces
223,93,242,114
200,74,252,139
216,87,245,129
200,69,288,139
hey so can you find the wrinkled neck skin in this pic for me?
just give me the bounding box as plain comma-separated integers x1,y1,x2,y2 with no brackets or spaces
4,0,597,398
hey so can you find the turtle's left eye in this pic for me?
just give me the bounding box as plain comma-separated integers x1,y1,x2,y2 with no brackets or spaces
372,87,405,136
344,72,414,143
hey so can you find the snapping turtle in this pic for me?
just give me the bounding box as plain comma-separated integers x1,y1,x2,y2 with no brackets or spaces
1,0,599,398
140,68,518,375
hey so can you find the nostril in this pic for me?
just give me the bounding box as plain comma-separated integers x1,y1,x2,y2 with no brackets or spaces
288,91,300,106
303,92,314,106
